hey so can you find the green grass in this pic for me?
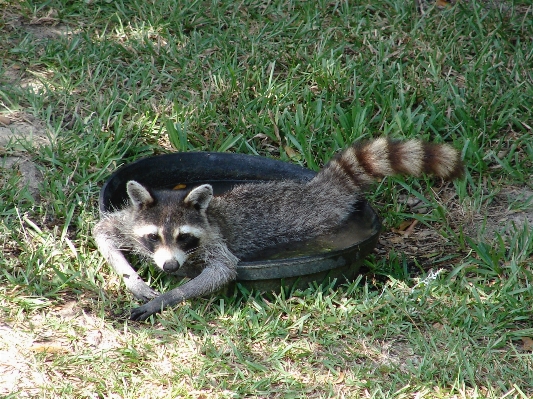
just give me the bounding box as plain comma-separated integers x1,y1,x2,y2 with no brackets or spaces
1,0,532,397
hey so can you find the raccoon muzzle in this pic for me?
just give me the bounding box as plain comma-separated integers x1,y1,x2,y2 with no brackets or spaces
163,259,181,273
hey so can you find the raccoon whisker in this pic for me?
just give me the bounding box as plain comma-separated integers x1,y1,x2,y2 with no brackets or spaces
185,247,199,256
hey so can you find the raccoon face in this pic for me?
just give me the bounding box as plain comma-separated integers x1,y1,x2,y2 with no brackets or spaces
126,181,213,273
133,224,202,273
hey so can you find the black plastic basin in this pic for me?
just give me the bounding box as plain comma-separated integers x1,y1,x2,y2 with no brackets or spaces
99,152,381,292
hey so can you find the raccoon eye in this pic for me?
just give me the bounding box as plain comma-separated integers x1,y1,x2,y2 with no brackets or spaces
177,233,193,242
177,233,199,250
147,233,160,242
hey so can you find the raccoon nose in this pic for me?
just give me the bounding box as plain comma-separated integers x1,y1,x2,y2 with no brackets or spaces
162,260,180,273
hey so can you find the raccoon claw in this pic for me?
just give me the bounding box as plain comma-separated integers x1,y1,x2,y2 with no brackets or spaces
130,301,162,321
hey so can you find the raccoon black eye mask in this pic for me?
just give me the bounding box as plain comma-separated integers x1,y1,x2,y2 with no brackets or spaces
93,137,464,321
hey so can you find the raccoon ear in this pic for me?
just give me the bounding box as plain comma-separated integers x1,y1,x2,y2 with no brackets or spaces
185,184,213,210
126,180,155,208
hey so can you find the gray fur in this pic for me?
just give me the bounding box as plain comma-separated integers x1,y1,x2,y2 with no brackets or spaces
93,137,463,321
127,180,154,208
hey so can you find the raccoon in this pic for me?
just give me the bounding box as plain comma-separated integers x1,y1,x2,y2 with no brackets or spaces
93,137,464,321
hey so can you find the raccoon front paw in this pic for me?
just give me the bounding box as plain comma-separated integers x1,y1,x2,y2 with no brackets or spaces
129,282,159,303
130,299,163,321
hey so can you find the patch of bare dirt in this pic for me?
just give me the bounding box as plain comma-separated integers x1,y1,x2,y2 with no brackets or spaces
0,300,124,397
1,155,42,199
375,184,533,272
24,23,70,40
0,322,48,398
1,8,73,92
463,186,533,240
0,113,48,201
1,7,65,200
3,8,70,39
0,113,49,148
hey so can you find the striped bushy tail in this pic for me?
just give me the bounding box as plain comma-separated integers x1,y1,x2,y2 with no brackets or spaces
314,137,464,190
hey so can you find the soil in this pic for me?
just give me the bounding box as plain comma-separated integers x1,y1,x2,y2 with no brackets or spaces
0,113,47,201
376,185,533,274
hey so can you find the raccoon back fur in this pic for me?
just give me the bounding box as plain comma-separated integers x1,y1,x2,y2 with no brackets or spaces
93,137,464,320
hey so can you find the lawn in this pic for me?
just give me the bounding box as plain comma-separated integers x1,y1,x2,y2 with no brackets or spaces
0,0,532,397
